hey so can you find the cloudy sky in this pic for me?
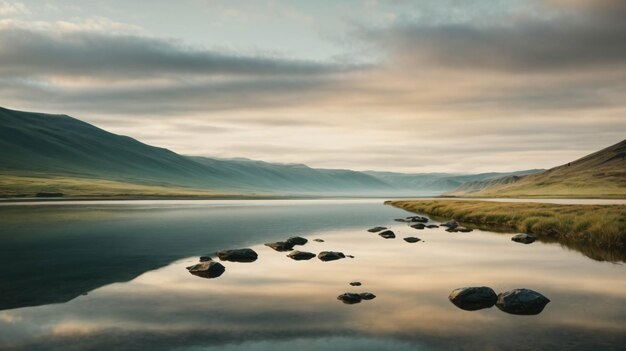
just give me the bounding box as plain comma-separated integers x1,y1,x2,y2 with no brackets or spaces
1,0,625,172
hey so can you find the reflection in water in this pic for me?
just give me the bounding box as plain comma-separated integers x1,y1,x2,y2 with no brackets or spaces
0,200,625,350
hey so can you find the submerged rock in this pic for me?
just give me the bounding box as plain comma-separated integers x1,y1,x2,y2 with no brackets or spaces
457,227,474,233
379,230,396,239
394,218,409,222
313,239,325,242
265,241,296,252
346,255,355,258
367,226,387,233
404,237,421,243
199,256,213,262
337,293,362,304
217,248,258,262
287,250,316,261
286,236,308,246
186,262,225,279
350,282,362,286
449,286,498,311
496,288,550,315
511,233,536,244
359,292,376,300
411,223,425,229
441,220,459,229
318,251,346,261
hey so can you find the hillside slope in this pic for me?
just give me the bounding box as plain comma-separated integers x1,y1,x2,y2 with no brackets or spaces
0,107,400,196
447,139,626,198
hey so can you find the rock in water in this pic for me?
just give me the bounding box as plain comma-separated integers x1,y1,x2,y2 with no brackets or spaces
511,233,535,244
411,223,425,230
287,250,316,261
367,226,387,233
407,216,428,223
496,289,550,315
441,220,459,229
199,256,213,262
350,282,362,286
379,230,396,239
457,227,473,233
394,218,409,222
186,262,225,278
426,225,439,228
337,293,362,304
318,251,346,261
404,237,421,243
217,248,258,262
265,241,296,251
449,287,498,311
286,236,308,246
359,292,376,300
313,239,325,242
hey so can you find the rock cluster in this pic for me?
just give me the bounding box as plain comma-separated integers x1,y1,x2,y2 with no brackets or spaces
337,292,377,304
449,286,549,315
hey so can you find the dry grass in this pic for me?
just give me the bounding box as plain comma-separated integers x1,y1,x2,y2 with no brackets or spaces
386,200,626,255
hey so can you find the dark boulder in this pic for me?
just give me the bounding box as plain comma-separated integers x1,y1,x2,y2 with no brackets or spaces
426,224,439,228
379,230,396,239
186,262,225,279
496,289,550,315
511,233,535,244
286,236,308,246
217,248,258,262
411,223,425,229
265,241,296,252
350,282,362,286
407,216,428,223
199,256,213,262
457,227,474,233
404,237,421,243
359,292,376,300
287,250,316,261
367,226,387,233
318,251,346,262
449,286,497,311
337,293,362,304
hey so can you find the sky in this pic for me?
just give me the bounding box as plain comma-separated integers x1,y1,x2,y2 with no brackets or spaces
0,0,625,173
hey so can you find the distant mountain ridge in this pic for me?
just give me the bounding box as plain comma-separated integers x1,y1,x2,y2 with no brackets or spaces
446,139,626,198
0,106,542,197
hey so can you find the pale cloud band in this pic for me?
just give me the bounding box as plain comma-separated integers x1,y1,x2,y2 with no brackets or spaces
0,0,624,172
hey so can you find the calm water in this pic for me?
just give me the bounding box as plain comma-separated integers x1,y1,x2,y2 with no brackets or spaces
0,200,624,351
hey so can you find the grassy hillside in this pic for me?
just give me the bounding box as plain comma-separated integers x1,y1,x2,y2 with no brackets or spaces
447,139,626,198
387,199,626,262
0,107,406,197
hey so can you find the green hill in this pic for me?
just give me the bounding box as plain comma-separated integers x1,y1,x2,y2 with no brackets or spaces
0,106,549,198
447,139,626,198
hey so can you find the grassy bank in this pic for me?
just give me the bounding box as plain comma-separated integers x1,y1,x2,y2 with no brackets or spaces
385,199,625,261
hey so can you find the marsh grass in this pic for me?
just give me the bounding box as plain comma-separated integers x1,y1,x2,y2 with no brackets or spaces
386,200,625,261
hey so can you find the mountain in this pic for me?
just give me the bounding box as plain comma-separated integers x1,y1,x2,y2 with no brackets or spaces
446,139,626,198
0,106,543,197
364,170,543,196
0,107,398,196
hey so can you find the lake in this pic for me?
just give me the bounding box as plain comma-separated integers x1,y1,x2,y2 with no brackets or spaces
0,199,624,351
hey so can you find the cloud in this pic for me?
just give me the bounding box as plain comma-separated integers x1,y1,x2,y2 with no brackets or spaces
0,22,354,79
364,0,626,72
0,1,29,16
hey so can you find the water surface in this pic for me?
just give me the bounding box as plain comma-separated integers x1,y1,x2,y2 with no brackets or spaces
0,200,624,350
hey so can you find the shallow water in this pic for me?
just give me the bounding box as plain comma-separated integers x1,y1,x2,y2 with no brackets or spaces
0,200,624,350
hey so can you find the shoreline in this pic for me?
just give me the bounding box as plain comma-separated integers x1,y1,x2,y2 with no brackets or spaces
385,199,626,262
